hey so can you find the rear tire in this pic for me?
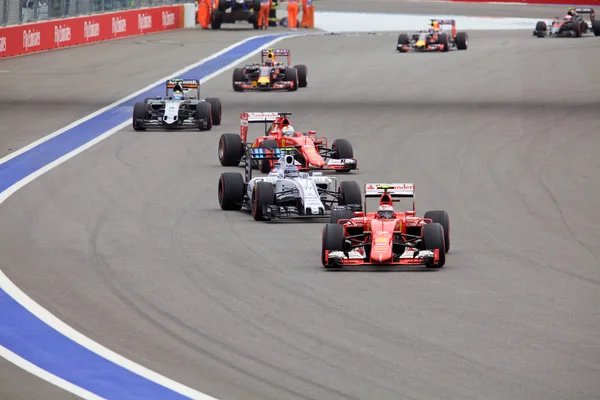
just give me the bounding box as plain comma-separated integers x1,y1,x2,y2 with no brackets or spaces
455,32,468,50
259,139,278,173
338,180,362,209
330,209,355,224
218,133,244,166
322,223,345,267
592,20,600,36
196,102,212,131
132,102,147,131
294,64,308,87
424,210,450,252
252,181,276,221
422,223,446,267
218,172,245,210
206,98,222,125
285,67,299,91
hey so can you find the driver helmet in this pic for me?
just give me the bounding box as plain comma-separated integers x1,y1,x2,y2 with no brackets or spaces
431,21,440,31
172,90,184,100
565,14,572,19
377,204,395,219
568,7,576,15
283,163,299,177
282,125,295,137
265,59,274,67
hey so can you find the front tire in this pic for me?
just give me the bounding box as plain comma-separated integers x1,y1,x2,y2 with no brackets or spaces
196,102,213,131
322,223,345,267
218,172,245,210
285,67,299,92
422,223,446,267
132,102,147,131
397,33,409,52
424,210,450,252
252,181,276,221
206,98,222,125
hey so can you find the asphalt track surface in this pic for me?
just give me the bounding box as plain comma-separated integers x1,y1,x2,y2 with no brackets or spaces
1,2,600,400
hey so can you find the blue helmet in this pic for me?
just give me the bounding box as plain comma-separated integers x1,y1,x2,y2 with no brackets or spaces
173,90,184,100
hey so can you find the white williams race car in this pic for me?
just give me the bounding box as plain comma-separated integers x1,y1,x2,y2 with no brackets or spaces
132,79,222,131
218,147,363,221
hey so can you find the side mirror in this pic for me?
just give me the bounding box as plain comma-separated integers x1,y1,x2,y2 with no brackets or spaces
353,211,364,217
308,130,316,135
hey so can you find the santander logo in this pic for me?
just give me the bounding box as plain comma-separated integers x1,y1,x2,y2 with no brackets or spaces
84,21,100,40
54,25,71,44
162,11,175,27
23,29,41,50
0,36,6,53
112,17,127,34
138,13,152,30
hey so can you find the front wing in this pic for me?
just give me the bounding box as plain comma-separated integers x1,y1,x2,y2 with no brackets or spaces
324,249,440,267
233,80,296,90
134,116,210,130
300,158,358,171
397,43,449,52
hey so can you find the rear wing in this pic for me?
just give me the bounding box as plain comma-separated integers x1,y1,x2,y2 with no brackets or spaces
244,146,298,182
261,48,291,65
430,19,457,36
364,183,416,211
165,79,200,97
574,8,595,22
240,111,293,142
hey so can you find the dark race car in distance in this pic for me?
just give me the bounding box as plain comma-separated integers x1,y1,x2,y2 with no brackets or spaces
397,19,468,53
533,7,600,37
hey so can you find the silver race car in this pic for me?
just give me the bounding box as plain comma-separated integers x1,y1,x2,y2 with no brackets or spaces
132,79,222,131
217,147,363,221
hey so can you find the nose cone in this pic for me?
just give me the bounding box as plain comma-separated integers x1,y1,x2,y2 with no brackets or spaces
370,235,393,263
302,140,326,167
258,77,270,85
416,39,426,47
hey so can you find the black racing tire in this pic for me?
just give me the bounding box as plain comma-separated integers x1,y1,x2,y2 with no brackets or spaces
218,172,245,210
259,139,278,173
592,20,600,36
422,223,446,267
332,138,353,159
294,64,308,87
455,32,468,50
424,210,450,253
338,180,362,209
285,67,299,91
535,21,546,32
206,97,222,125
330,209,355,224
573,20,582,37
322,223,345,267
233,68,245,92
218,133,244,166
252,181,275,221
397,33,409,52
132,102,147,131
438,33,449,52
211,10,223,29
196,101,213,131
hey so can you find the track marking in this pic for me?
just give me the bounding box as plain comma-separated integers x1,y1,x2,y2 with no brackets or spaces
0,32,315,399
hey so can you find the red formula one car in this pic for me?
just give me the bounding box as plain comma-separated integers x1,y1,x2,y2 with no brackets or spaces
397,19,468,53
321,183,450,269
218,112,358,173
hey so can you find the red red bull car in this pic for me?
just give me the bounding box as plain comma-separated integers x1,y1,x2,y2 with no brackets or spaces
218,112,358,173
322,183,450,269
397,19,468,53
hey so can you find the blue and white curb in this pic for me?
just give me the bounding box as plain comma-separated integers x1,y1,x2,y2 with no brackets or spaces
0,32,304,400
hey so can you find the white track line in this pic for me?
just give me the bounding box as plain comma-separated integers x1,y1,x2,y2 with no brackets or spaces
0,33,309,400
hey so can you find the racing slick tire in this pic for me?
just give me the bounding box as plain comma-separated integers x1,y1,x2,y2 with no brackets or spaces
218,133,244,166
397,33,409,52
211,11,223,29
206,97,222,126
438,33,450,52
330,210,355,224
455,32,468,50
534,21,547,37
294,64,308,88
592,20,600,36
196,102,213,131
573,20,582,37
218,172,245,210
337,180,362,209
132,102,147,131
424,210,450,253
258,139,278,173
233,68,245,92
285,67,299,92
422,223,446,268
252,181,276,221
322,223,345,268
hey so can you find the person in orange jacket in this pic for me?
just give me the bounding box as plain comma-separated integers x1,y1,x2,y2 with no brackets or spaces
258,0,271,29
287,0,299,30
197,0,211,29
306,0,314,28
